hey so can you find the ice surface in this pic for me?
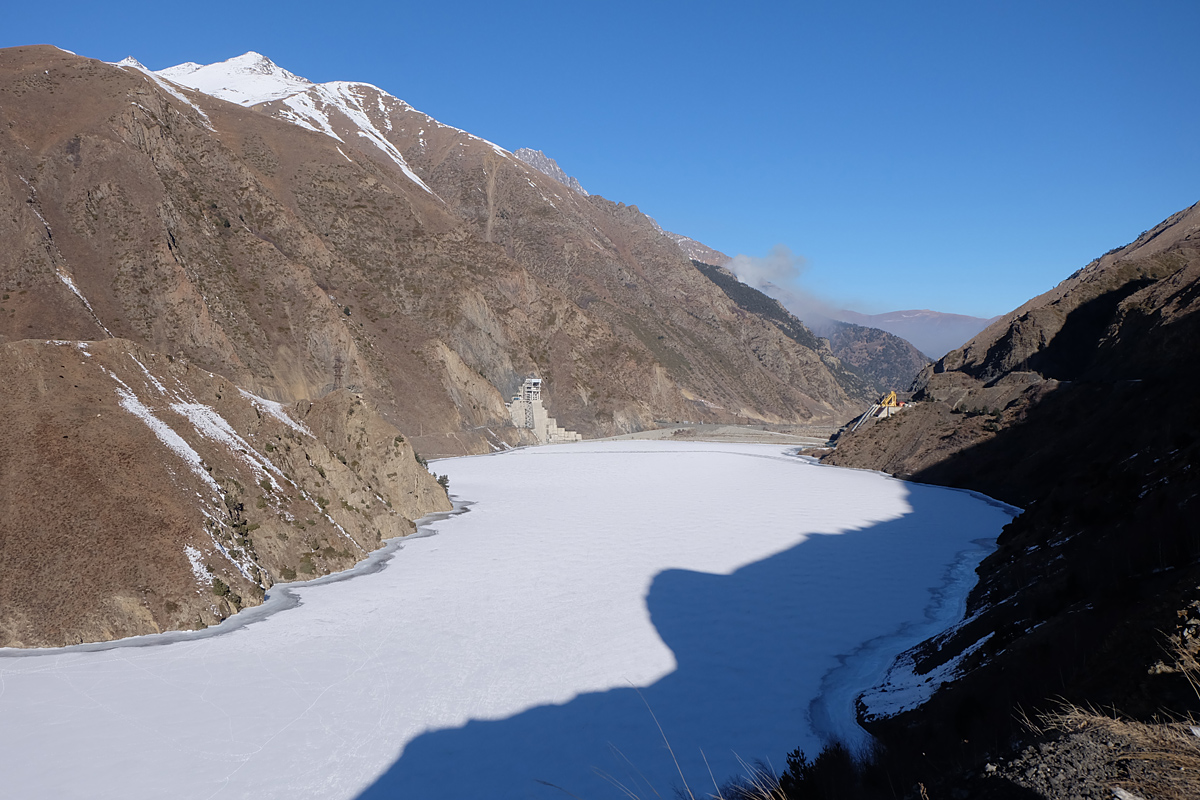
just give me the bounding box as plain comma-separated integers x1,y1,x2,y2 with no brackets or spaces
0,442,1011,799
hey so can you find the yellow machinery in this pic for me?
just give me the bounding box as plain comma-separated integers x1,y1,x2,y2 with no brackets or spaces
880,390,899,408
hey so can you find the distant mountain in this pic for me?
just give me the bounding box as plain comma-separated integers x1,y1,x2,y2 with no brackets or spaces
833,308,998,360
692,261,929,397
809,319,932,395
513,148,589,196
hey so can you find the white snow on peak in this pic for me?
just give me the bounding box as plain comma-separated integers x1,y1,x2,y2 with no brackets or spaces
157,61,203,81
154,54,439,195
116,56,147,70
159,51,314,107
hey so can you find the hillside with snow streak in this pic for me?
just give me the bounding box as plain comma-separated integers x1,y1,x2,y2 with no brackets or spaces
0,338,448,647
138,51,510,196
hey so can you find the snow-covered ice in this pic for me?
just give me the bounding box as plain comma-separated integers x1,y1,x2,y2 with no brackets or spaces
0,442,1012,799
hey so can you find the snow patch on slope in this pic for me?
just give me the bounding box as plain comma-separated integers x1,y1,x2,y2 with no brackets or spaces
116,57,214,130
158,51,313,106
859,630,994,720
237,389,312,436
108,373,221,494
282,81,434,194
184,545,209,585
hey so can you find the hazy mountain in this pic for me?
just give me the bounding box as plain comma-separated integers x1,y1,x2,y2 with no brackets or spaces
825,199,1200,786
809,319,932,395
833,307,998,359
0,45,867,643
691,261,929,397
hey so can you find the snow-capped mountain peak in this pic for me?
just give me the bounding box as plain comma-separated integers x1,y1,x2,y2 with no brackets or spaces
156,61,203,81
145,53,439,193
158,51,313,107
125,52,518,199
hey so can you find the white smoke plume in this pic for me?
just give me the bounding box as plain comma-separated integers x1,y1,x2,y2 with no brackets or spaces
723,245,841,334
724,244,806,290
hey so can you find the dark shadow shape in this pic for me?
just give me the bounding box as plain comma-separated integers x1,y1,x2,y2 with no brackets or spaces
356,486,995,800
1025,280,1156,380
872,304,1200,770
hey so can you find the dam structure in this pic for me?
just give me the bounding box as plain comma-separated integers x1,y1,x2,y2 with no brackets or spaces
507,378,582,444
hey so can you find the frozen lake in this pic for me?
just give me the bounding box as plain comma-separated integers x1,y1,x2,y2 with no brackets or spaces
0,442,1014,799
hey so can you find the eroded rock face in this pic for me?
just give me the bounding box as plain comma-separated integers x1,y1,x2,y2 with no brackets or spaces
0,338,450,647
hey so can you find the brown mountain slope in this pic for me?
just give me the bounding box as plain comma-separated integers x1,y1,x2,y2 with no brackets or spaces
0,338,449,647
822,199,1200,789
1,46,863,454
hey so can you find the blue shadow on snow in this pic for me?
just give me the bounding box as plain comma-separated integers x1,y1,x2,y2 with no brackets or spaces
356,485,994,800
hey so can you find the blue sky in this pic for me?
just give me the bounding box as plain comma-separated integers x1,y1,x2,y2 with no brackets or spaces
6,1,1199,317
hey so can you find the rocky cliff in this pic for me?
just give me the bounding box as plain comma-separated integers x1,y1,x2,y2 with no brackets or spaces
825,199,1200,791
513,148,589,196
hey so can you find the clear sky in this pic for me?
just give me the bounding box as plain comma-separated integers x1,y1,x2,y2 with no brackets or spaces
6,1,1199,318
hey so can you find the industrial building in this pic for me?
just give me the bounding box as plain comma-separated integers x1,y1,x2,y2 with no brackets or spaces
506,378,582,444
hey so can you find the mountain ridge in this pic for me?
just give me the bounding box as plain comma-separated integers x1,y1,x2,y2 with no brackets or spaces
832,307,998,359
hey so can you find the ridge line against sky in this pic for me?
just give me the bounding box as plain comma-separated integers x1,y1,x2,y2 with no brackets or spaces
5,0,1199,318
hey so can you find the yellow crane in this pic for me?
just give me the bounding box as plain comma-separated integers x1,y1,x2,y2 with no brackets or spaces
880,390,899,408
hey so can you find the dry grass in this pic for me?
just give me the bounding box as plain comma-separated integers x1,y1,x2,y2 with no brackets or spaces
1041,709,1200,800
1023,640,1200,800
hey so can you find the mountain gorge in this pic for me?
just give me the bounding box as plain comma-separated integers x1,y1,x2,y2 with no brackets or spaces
0,45,870,645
